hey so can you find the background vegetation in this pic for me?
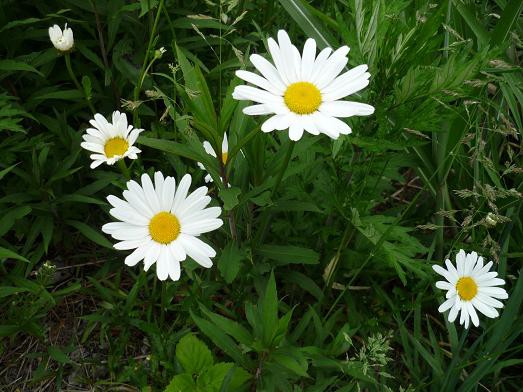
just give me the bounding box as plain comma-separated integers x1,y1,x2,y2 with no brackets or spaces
0,0,522,390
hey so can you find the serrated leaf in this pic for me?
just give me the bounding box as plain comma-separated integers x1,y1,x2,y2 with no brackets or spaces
176,334,213,375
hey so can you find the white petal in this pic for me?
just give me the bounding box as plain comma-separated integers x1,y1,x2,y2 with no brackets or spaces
179,234,216,268
109,226,149,241
478,286,508,299
310,47,333,82
435,281,453,290
478,278,506,287
467,302,480,327
160,176,176,212
114,238,149,250
235,70,283,95
156,246,170,281
300,38,317,81
171,174,192,214
110,207,149,226
168,257,181,281
169,241,187,262
181,219,223,235
322,74,371,102
233,85,284,105
203,141,217,157
322,64,368,94
313,46,350,89
472,298,499,318
438,298,454,313
475,292,504,308
448,298,461,322
125,242,150,266
144,242,161,271
277,30,299,83
319,101,375,118
288,121,304,141
444,258,460,284
222,133,228,154
242,104,275,116
261,113,293,132
141,173,161,213
249,54,286,91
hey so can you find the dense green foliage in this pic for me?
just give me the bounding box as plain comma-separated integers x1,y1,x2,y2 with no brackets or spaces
1,0,522,390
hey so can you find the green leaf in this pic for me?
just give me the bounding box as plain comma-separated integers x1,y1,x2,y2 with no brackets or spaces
199,305,253,346
490,0,523,46
0,246,29,263
219,187,241,211
66,220,114,250
256,245,320,265
278,0,338,48
164,374,196,392
0,286,30,298
191,310,246,365
218,242,244,283
452,0,489,48
0,206,32,236
261,271,279,346
198,363,250,392
0,59,43,77
176,334,214,375
48,346,73,364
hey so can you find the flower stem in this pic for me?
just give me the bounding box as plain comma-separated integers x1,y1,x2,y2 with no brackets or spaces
133,0,164,126
64,53,96,114
117,159,131,180
254,141,295,245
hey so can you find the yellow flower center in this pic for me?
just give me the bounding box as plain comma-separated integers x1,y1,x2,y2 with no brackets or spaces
284,82,322,114
221,152,228,164
149,212,180,244
104,137,129,158
456,277,478,301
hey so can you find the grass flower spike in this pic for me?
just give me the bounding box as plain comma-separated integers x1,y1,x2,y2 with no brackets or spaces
197,133,229,183
102,172,223,281
433,249,508,328
233,29,374,141
48,23,74,52
81,111,143,169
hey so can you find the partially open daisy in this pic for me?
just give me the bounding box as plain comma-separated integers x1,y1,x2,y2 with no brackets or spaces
197,133,229,183
102,172,223,281
81,111,143,169
49,23,74,52
433,249,508,328
232,29,374,141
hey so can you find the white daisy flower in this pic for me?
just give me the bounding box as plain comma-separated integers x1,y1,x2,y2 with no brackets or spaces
232,29,374,141
197,133,229,183
433,249,508,329
80,111,143,169
102,172,223,281
48,23,74,52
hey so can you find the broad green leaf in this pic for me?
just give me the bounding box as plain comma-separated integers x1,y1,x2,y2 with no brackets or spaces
218,242,244,283
164,374,196,392
261,271,278,346
176,334,214,375
256,245,320,265
0,59,43,77
219,187,241,211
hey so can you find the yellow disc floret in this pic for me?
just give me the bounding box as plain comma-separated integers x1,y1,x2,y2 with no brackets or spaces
456,277,478,301
149,212,181,244
284,82,322,114
104,137,129,158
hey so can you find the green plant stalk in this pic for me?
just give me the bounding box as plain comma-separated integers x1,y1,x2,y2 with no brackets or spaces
117,159,131,180
133,0,165,125
255,141,295,245
64,53,96,114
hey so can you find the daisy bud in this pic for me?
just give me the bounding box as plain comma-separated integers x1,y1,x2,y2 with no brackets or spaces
48,23,74,52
